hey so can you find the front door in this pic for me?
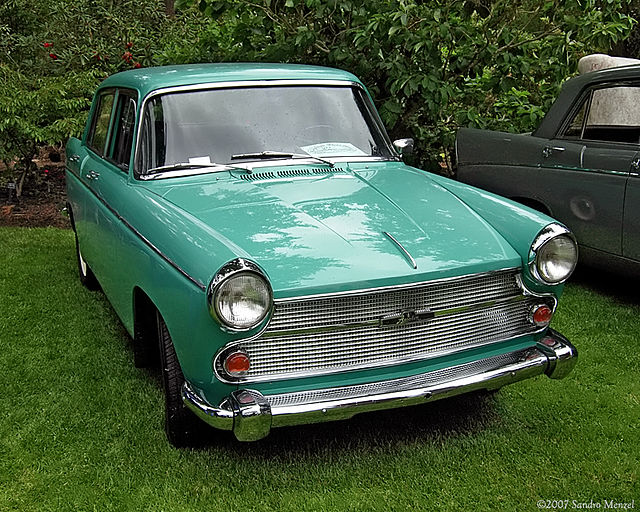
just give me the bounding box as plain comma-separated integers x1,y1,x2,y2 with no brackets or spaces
539,83,640,257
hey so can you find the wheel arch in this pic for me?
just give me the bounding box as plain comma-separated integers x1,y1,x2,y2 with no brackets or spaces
132,286,161,368
511,197,552,216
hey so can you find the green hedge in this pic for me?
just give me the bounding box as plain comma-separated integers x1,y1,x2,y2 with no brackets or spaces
0,0,635,197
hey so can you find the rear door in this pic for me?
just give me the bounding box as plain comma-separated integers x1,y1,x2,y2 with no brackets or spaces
79,89,116,273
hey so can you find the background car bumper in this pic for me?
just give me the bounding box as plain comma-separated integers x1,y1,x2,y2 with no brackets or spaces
182,329,577,441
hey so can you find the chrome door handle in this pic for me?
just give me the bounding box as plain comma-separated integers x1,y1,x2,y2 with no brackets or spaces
86,170,100,180
542,146,566,158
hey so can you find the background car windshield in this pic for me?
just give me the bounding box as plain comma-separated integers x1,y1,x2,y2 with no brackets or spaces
137,85,393,173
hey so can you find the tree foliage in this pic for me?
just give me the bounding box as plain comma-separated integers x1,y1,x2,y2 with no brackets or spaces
0,0,635,198
177,0,635,172
0,0,201,195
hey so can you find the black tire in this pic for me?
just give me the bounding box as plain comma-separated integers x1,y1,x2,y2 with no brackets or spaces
157,312,208,447
74,231,99,290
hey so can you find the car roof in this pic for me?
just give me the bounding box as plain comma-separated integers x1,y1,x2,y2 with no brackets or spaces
561,63,640,94
98,63,363,99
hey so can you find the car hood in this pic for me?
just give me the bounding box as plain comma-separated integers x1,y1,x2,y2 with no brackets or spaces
146,162,521,296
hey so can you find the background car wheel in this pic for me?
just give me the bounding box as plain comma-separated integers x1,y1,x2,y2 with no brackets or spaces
157,312,208,447
74,232,99,290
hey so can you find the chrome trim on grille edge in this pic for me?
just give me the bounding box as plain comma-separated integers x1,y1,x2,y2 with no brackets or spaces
273,266,520,303
213,268,557,384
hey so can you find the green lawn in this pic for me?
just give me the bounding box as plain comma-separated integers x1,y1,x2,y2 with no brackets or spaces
0,227,638,511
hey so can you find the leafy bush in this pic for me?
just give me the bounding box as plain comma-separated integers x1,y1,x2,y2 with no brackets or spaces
176,0,636,173
0,66,96,196
0,0,196,198
0,0,635,200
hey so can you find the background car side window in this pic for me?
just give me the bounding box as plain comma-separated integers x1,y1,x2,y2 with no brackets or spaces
110,94,137,170
87,92,115,155
562,97,589,139
562,85,640,144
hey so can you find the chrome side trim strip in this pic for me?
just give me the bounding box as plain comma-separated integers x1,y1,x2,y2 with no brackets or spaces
383,231,417,269
65,169,206,291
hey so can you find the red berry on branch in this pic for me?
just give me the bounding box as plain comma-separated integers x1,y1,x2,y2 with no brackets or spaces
49,53,58,60
43,42,53,48
126,42,133,48
133,62,142,69
122,51,132,61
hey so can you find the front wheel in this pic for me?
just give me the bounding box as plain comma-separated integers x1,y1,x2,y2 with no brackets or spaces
157,312,208,447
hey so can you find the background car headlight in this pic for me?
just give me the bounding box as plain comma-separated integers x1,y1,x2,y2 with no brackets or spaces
531,225,578,284
208,259,272,331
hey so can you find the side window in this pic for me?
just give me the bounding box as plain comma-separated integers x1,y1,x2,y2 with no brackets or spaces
561,85,640,144
88,92,115,155
562,96,589,140
111,94,137,170
137,97,166,173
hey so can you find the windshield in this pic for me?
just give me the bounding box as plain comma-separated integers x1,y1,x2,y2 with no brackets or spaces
136,85,394,174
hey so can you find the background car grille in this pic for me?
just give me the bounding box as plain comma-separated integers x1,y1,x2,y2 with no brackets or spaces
216,269,544,382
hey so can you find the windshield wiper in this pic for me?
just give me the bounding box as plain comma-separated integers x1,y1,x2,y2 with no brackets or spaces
231,151,334,168
143,162,251,178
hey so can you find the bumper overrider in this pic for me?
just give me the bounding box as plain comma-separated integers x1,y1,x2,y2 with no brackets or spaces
182,329,577,441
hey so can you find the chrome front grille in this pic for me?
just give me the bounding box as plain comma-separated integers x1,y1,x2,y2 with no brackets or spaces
215,269,545,383
268,271,521,332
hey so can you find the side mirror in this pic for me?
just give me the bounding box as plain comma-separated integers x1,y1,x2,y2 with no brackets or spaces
393,138,414,157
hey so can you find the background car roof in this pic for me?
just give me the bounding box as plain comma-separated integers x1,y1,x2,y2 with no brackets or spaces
98,63,362,99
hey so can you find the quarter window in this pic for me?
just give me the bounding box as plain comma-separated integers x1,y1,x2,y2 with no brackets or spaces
111,94,137,169
88,92,115,155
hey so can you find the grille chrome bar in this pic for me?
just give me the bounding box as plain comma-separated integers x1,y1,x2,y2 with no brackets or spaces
268,269,521,332
215,269,547,383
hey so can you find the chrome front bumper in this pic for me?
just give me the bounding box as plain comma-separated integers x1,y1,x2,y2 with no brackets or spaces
183,329,577,442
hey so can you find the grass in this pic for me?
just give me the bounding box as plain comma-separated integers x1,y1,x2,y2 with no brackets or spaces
0,226,638,511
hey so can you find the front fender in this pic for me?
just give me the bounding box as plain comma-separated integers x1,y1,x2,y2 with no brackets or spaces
426,173,567,294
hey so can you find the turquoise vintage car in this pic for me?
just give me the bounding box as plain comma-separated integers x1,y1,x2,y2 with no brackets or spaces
66,63,578,446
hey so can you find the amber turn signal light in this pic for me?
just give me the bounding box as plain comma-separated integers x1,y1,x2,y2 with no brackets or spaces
530,304,553,327
224,351,251,375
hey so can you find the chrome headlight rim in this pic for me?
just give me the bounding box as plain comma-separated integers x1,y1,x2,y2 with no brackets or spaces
529,224,578,285
207,258,273,332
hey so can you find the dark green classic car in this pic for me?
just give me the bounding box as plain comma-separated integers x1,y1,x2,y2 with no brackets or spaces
457,63,640,276
66,63,578,446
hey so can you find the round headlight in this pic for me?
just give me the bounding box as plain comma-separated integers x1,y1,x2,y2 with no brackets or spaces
208,259,272,331
532,230,578,284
